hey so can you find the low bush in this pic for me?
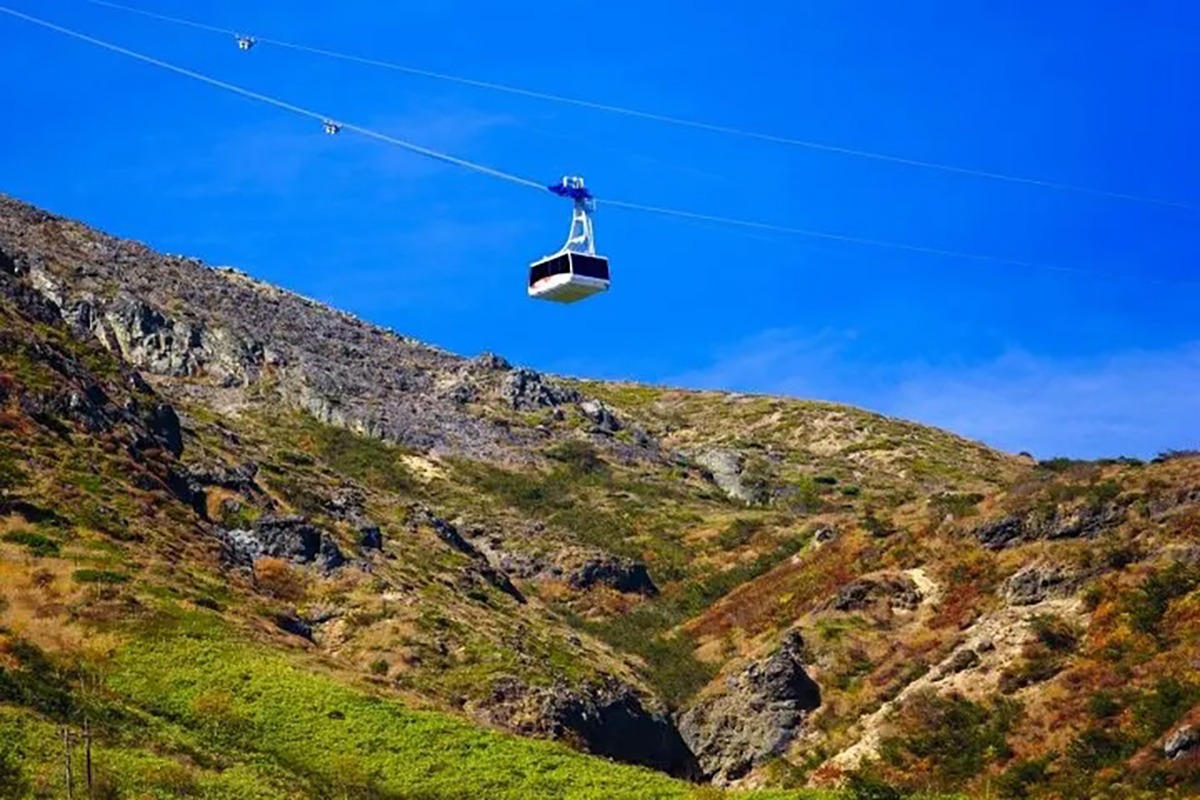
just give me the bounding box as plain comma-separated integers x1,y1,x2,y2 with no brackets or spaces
1,529,59,557
71,569,129,584
879,690,1020,790
1125,562,1200,635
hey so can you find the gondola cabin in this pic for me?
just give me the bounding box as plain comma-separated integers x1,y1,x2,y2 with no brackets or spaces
528,251,610,303
529,176,610,304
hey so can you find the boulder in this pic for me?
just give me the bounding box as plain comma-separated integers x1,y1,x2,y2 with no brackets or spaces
222,515,345,573
145,402,183,456
830,574,922,613
501,368,581,410
1004,563,1076,606
579,399,622,433
472,351,511,371
1164,724,1198,760
564,554,658,596
358,523,383,551
973,503,1125,550
695,448,757,504
678,630,820,783
478,676,700,779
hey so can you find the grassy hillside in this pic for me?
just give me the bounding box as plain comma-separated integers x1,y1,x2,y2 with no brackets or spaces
1,195,1198,798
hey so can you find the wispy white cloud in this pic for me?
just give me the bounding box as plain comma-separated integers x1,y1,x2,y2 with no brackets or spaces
666,329,1200,459
121,105,515,198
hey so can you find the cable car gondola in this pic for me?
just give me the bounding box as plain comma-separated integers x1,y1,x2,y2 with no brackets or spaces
235,34,256,51
528,176,610,303
323,120,342,135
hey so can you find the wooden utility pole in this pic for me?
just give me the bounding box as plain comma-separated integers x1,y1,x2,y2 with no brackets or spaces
83,718,94,799
61,726,74,800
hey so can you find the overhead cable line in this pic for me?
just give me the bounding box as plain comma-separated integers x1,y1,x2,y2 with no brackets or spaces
0,5,1165,284
77,0,1196,213
0,6,545,192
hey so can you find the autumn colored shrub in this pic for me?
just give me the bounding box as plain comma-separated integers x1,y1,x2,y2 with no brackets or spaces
879,690,1020,790
1125,562,1200,635
253,557,307,601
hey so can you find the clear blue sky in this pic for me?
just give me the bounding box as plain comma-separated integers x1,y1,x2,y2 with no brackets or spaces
1,0,1197,458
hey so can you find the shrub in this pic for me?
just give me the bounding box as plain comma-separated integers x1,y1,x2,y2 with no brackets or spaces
544,440,606,476
1125,562,1200,635
0,738,25,799
840,485,862,497
369,658,390,676
1153,449,1200,463
995,755,1053,799
1088,690,1121,719
845,770,905,800
716,518,763,550
1131,677,1196,739
880,690,1020,790
1067,727,1131,770
1,529,59,557
930,492,985,519
862,509,896,538
253,558,306,601
814,474,839,486
1029,614,1079,652
71,569,129,584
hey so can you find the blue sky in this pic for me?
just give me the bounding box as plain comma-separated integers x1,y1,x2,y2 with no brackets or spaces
1,0,1197,458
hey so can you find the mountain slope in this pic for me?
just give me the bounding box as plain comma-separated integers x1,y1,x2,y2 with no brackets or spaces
0,193,1197,799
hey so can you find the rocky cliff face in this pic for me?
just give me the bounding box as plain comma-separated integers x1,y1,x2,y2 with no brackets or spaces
0,196,620,460
679,630,820,783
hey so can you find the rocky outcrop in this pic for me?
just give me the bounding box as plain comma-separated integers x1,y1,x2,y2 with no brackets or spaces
678,630,820,783
478,677,700,780
829,573,922,613
564,553,658,596
1003,563,1078,606
501,368,581,410
579,399,622,434
407,506,524,603
0,195,549,459
1164,724,1198,760
695,449,756,504
221,515,345,572
973,502,1125,550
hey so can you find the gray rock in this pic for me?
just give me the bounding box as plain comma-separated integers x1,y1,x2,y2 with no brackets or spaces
678,630,820,783
358,524,383,551
973,503,1125,550
579,399,622,433
0,195,556,458
1004,563,1076,606
564,554,657,596
813,527,837,544
408,506,524,603
501,368,581,410
1164,724,1198,760
830,574,922,613
479,677,700,779
471,351,511,371
695,448,756,504
224,515,346,573
945,648,981,675
146,402,183,456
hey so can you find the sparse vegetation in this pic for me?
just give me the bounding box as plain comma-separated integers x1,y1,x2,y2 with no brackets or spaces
1,529,59,557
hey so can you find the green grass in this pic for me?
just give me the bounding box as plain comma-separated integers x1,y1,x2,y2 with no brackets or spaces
1,529,59,557
71,568,130,584
104,611,777,799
